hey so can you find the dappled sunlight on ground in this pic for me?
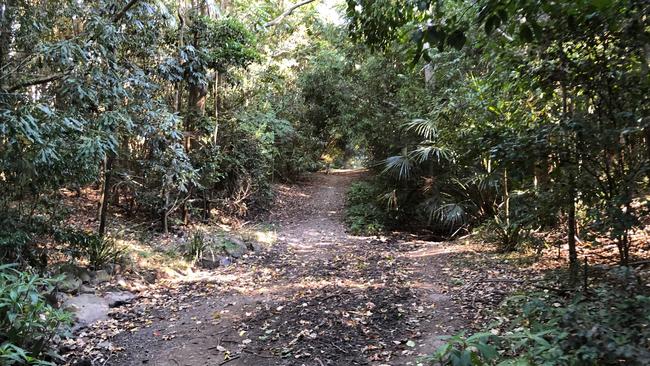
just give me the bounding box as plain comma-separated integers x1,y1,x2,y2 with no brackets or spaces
67,171,475,366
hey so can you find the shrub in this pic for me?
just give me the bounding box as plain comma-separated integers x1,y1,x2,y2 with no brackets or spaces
184,232,207,263
0,264,72,365
427,285,650,365
345,181,386,235
84,236,124,270
55,229,124,270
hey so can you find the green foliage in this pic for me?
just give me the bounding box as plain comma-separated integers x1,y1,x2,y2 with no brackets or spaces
0,265,71,365
185,232,207,263
345,182,386,235
341,0,649,263
54,229,123,270
429,332,498,366
427,286,650,365
83,236,124,271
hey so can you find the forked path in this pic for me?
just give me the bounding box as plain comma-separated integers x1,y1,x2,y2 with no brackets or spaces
108,171,463,366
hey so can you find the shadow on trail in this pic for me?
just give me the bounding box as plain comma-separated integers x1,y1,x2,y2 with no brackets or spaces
74,171,464,366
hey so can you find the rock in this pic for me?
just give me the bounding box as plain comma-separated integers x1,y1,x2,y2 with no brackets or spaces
219,256,232,267
92,270,111,284
223,238,247,258
58,274,82,293
116,276,128,288
104,291,135,307
79,285,95,294
72,358,92,366
55,291,70,306
246,241,264,252
78,271,91,283
199,249,224,269
104,263,122,275
63,294,109,330
199,257,219,269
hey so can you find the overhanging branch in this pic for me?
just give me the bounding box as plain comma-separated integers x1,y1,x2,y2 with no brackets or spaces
263,0,319,28
112,0,141,23
6,73,66,92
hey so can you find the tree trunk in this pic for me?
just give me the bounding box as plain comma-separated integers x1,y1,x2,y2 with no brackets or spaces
162,189,170,234
98,153,115,237
561,82,578,271
424,63,434,89
567,188,578,267
212,71,220,144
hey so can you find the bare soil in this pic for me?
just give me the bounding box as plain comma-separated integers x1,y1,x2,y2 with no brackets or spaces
64,171,486,366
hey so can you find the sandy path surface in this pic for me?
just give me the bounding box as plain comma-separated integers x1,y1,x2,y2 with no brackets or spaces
96,171,463,366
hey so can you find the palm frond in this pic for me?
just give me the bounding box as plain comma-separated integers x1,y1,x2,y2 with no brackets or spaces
465,170,501,193
431,203,467,228
410,142,455,163
422,196,469,230
404,119,438,140
382,154,414,180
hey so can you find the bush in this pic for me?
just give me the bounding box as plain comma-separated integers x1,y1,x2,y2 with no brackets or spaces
345,181,386,235
427,285,650,365
0,264,72,365
184,232,207,263
54,229,124,270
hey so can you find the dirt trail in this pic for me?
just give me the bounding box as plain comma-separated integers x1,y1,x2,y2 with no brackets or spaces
104,171,463,366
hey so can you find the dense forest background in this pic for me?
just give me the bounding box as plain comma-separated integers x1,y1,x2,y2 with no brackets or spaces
1,0,649,364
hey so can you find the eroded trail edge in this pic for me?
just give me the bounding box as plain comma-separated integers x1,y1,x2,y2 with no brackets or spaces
75,171,466,366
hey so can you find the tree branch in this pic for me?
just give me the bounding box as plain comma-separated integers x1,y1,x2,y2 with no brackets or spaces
3,1,139,93
263,0,319,28
6,73,66,92
112,0,141,23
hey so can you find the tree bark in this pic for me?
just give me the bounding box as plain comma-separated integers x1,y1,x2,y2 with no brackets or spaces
98,153,115,237
263,0,319,28
561,83,578,271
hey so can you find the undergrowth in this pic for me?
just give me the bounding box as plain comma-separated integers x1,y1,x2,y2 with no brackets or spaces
0,265,72,365
345,181,386,235
427,279,650,366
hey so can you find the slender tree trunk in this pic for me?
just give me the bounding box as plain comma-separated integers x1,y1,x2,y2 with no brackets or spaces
503,168,510,226
561,82,578,271
567,190,577,265
0,2,11,77
212,71,220,144
644,127,650,165
98,154,115,237
424,63,434,89
162,189,170,233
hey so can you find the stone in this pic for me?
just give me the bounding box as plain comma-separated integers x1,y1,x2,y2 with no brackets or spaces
92,270,111,284
199,249,226,269
55,291,70,305
63,294,109,330
246,241,264,252
104,291,135,307
79,285,95,294
78,271,91,283
58,274,82,293
219,256,232,267
104,263,122,275
223,238,247,258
